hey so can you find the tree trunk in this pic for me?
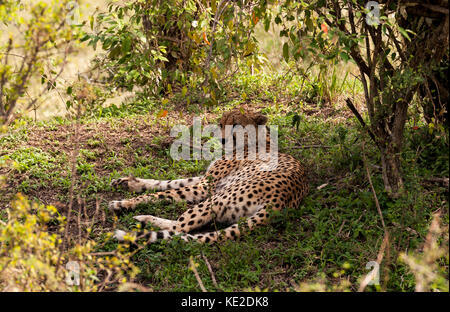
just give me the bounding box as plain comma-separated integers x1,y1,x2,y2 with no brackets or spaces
380,144,404,196
374,96,409,197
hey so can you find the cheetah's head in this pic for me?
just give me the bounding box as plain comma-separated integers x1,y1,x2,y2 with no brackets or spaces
218,108,268,147
219,108,268,129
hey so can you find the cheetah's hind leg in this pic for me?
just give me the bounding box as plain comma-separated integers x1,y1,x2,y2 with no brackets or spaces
114,207,270,244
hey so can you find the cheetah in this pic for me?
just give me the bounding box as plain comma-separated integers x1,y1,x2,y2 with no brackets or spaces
110,109,308,244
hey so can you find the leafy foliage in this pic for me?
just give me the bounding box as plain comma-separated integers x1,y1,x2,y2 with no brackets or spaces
83,0,270,104
0,194,138,291
0,0,83,124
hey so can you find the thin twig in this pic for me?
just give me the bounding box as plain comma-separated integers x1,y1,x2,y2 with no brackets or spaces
422,4,449,14
62,101,82,250
189,257,207,292
90,197,100,229
424,177,449,188
98,270,113,292
345,98,378,148
77,196,82,244
89,251,116,257
358,142,391,292
101,205,106,227
202,253,218,289
337,220,346,236
358,232,389,292
362,143,387,232
82,197,88,220
54,107,81,276
202,0,230,88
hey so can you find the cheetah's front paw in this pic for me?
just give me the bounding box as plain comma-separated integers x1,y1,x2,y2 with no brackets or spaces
111,176,144,192
111,176,133,189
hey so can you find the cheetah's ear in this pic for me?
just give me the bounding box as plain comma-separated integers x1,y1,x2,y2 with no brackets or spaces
254,113,268,125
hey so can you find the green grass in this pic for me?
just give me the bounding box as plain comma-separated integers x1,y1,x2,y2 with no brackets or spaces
0,70,448,292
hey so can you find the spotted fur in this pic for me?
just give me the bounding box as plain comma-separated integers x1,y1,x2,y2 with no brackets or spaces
110,109,308,244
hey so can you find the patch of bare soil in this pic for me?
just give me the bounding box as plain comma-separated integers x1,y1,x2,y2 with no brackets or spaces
0,110,226,235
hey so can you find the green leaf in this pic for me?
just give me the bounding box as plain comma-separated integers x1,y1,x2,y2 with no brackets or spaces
264,17,270,32
122,37,131,53
306,17,314,32
283,42,289,62
398,26,411,41
108,46,121,59
340,52,350,62
80,34,90,42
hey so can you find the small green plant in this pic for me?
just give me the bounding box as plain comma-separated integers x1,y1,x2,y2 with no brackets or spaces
0,194,139,291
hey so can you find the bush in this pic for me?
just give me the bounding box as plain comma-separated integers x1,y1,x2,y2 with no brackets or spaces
0,0,82,125
83,0,268,103
0,194,139,291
